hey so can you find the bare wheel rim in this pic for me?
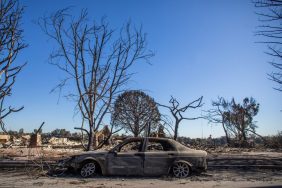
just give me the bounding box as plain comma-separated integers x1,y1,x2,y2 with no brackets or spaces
80,162,96,177
172,162,190,178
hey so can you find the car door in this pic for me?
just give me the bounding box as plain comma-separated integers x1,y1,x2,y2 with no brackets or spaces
144,139,177,176
106,139,144,176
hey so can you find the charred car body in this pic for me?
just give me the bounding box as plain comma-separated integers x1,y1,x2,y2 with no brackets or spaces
59,137,207,178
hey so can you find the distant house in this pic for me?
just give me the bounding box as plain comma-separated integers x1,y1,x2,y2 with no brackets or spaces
150,125,166,138
111,134,128,145
94,125,111,147
0,134,10,144
48,137,68,145
21,135,31,146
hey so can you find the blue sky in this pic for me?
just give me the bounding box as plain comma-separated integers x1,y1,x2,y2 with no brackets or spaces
4,0,281,138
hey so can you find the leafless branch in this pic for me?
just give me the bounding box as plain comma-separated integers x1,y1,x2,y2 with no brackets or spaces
158,96,203,140
39,8,153,150
254,0,282,92
0,0,26,131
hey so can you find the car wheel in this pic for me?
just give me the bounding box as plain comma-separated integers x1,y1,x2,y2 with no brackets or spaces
172,162,190,178
80,162,96,178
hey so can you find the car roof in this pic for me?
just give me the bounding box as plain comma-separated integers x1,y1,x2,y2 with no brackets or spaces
123,137,177,147
122,137,191,151
124,137,173,142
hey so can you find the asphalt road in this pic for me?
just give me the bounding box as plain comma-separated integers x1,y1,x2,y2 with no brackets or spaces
0,168,282,188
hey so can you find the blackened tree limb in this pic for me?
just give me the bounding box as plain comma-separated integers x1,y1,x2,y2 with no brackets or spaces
39,9,153,150
254,0,282,92
0,0,26,132
158,96,203,140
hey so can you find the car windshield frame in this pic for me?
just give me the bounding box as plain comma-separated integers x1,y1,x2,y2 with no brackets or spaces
169,139,191,151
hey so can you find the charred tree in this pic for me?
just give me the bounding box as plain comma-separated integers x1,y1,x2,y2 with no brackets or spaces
158,96,203,140
0,0,26,131
112,90,160,137
206,97,233,145
206,97,260,147
254,0,282,92
39,9,153,151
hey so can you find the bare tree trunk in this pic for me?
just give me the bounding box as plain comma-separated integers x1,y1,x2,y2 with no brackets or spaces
133,120,140,137
222,122,230,145
242,129,248,147
174,121,180,140
134,132,139,137
87,126,93,151
147,122,151,137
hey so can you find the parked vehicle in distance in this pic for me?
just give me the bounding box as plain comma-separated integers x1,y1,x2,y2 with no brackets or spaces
58,137,207,178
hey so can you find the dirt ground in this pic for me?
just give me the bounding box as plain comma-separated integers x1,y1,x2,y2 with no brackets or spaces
1,148,282,187
0,168,282,188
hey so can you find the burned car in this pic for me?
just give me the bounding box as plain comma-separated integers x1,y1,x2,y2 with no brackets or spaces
58,137,207,178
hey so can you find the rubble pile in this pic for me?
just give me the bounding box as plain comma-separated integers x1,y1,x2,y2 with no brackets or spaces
0,133,83,161
0,134,32,148
0,147,81,161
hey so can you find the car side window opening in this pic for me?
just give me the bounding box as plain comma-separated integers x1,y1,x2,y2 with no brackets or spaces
162,141,175,151
146,140,176,152
119,141,142,152
147,142,164,151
